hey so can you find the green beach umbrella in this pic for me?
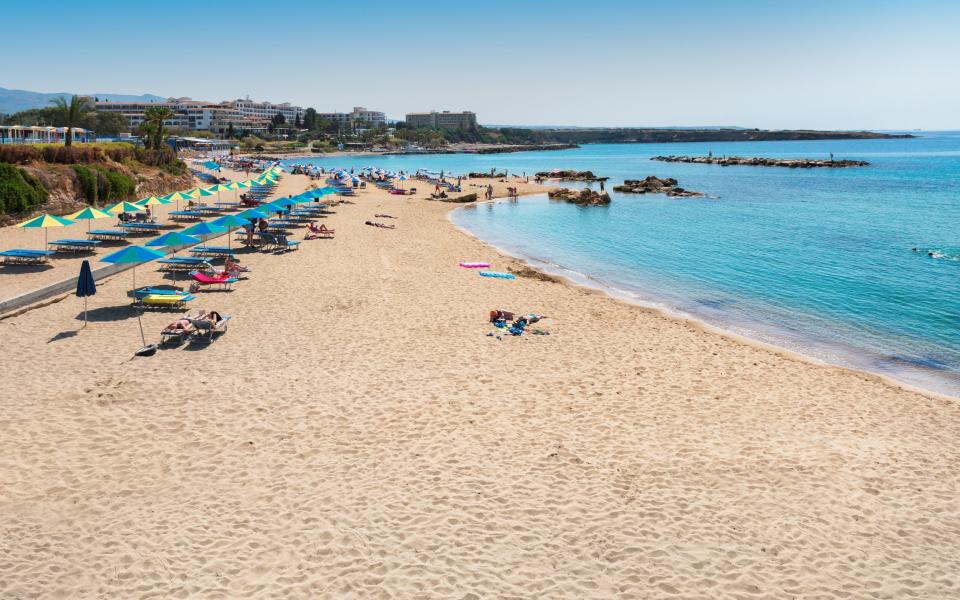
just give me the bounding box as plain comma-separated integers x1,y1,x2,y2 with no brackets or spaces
137,195,172,207
106,201,144,214
273,197,296,208
17,213,75,249
164,189,199,211
66,206,111,232
193,187,216,198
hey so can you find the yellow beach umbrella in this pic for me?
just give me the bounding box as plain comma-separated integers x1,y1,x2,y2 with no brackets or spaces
17,213,75,249
65,206,111,232
137,195,172,207
193,187,216,198
164,189,198,211
106,201,144,214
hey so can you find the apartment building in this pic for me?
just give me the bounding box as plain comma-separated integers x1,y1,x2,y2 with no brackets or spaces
316,107,386,128
405,110,478,130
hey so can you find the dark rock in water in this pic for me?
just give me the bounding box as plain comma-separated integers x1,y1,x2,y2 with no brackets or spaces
651,155,870,168
547,188,611,206
437,193,478,203
613,176,704,197
468,172,506,178
535,170,608,181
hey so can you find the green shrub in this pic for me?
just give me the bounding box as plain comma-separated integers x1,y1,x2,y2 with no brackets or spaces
0,162,48,215
73,165,98,203
93,167,136,201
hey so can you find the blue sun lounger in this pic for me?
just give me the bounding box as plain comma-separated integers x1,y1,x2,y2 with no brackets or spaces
133,286,188,298
119,222,163,234
88,229,129,242
189,246,235,258
1,249,55,265
169,210,204,222
158,257,210,272
48,239,102,253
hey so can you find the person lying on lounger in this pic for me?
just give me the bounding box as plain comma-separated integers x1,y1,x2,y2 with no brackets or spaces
365,221,395,229
163,317,194,333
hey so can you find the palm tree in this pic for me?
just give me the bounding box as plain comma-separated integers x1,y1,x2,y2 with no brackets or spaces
143,106,174,150
49,95,92,147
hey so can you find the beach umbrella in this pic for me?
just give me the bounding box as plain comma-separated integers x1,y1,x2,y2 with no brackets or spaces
273,197,296,208
100,245,166,353
237,208,270,220
138,195,172,206
398,174,407,189
181,221,228,237
106,201,144,214
66,206,111,232
193,187,216,198
16,213,75,249
210,214,251,250
234,180,253,188
76,259,96,327
164,189,199,212
145,230,201,254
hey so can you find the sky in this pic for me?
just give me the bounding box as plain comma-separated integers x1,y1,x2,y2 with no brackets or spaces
3,0,959,130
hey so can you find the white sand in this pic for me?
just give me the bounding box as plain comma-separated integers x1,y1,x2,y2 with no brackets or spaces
1,174,958,598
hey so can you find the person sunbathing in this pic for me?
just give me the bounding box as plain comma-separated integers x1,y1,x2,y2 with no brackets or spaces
365,221,395,229
374,214,396,219
163,316,194,333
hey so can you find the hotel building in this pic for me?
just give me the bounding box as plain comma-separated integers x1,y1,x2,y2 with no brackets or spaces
405,110,478,130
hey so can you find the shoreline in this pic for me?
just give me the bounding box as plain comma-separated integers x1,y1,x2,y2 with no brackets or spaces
3,173,959,597
449,195,958,403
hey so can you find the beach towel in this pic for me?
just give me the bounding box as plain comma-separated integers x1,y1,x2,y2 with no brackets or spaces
479,271,515,279
460,262,491,268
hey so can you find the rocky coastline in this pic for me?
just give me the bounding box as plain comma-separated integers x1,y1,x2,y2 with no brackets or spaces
547,188,611,206
535,170,608,181
613,176,704,197
651,155,869,168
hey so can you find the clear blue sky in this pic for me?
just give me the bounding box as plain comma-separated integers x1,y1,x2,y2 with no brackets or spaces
3,0,958,129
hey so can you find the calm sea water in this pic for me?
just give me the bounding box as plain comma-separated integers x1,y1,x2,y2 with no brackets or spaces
283,134,960,396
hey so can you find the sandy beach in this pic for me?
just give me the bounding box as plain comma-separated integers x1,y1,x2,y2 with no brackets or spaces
1,172,958,598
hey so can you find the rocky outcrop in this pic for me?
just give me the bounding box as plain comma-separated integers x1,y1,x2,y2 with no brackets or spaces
547,188,611,206
535,170,608,181
3,162,193,225
468,172,506,178
613,176,703,197
437,193,478,203
651,155,869,168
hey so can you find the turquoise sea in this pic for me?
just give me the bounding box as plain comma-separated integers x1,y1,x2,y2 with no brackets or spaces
283,133,960,397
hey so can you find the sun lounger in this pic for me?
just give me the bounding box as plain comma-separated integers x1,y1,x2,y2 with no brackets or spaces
189,246,235,258
158,257,211,272
188,313,231,343
169,210,204,222
138,293,195,310
189,270,238,290
133,286,188,299
119,222,163,234
87,229,129,242
1,249,55,265
160,311,199,345
48,239,101,253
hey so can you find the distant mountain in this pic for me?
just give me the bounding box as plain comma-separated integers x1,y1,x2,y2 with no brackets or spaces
0,87,167,114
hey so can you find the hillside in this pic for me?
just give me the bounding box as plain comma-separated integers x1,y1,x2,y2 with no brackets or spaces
0,87,166,114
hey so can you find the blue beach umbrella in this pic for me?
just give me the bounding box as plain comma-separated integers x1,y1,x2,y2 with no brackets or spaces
237,208,270,220
100,245,166,287
272,197,296,208
181,221,228,237
210,214,252,250
146,231,201,254
100,245,165,351
76,259,96,327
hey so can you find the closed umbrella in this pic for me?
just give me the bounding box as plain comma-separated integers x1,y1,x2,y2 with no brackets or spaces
76,259,96,327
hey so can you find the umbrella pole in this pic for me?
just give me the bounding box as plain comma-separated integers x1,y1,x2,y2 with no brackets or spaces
83,296,88,328
134,268,146,346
